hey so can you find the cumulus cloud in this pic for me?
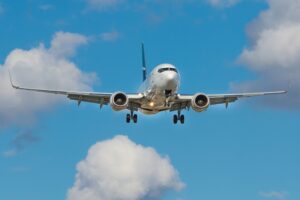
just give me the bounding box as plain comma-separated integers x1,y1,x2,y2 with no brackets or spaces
259,191,287,200
0,31,95,127
87,0,125,10
50,32,88,57
236,0,300,109
206,0,240,7
67,135,184,200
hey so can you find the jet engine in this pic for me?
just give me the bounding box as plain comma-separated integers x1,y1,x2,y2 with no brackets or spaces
191,93,210,112
110,92,129,111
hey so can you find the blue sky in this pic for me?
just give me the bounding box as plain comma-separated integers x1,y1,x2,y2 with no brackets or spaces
0,0,299,200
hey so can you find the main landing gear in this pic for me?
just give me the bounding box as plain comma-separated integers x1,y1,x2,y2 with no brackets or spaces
126,111,138,123
173,110,185,124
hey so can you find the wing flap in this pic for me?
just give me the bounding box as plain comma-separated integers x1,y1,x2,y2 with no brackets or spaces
67,93,111,105
209,97,238,105
170,101,190,111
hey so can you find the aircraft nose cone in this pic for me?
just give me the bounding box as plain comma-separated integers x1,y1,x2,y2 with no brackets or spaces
166,72,175,80
165,72,178,88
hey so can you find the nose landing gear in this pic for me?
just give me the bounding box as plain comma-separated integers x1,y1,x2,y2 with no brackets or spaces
126,111,138,123
173,110,185,124
165,90,172,97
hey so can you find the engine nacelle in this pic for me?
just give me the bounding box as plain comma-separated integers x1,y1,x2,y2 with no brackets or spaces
191,93,210,112
110,92,129,111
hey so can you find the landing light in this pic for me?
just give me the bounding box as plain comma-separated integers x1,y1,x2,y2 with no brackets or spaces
149,102,155,107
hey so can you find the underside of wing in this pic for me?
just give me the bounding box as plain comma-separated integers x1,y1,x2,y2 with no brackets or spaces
10,74,144,109
67,92,112,106
208,91,287,105
171,91,287,111
68,93,144,108
13,84,113,106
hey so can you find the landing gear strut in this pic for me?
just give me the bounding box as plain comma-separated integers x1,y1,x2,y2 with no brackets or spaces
173,110,185,124
126,110,138,123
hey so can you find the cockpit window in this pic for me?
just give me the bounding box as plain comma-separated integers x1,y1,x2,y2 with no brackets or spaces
158,68,168,73
158,68,177,73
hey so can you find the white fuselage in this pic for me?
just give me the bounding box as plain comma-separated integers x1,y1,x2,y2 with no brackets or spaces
139,64,180,114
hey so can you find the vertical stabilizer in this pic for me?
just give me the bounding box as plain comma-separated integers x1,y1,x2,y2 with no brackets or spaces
142,43,147,81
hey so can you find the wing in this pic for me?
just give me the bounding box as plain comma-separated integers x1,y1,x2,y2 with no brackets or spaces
170,91,287,111
207,91,287,105
12,82,112,106
9,74,143,108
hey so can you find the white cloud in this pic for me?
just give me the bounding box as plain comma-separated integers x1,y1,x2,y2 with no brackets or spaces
87,0,125,10
240,25,300,70
236,0,300,109
206,0,240,7
259,191,287,200
100,30,120,42
50,31,88,58
0,32,95,127
240,0,300,70
67,135,184,200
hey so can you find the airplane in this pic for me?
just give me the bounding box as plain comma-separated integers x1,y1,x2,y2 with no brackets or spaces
9,44,287,124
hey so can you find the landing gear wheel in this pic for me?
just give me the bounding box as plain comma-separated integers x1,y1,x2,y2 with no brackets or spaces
173,115,178,124
126,114,131,123
180,115,185,124
133,114,138,123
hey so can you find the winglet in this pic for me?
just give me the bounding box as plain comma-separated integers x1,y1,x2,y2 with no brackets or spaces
8,70,19,89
